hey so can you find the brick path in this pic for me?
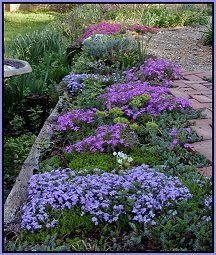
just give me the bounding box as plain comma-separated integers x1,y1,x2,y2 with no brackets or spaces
171,71,212,177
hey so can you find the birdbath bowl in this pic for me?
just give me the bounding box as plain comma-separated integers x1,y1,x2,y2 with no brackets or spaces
4,58,32,78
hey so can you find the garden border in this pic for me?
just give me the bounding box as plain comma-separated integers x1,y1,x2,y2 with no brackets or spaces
4,71,212,233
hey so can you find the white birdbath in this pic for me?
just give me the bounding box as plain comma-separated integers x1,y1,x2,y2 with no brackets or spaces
4,58,32,78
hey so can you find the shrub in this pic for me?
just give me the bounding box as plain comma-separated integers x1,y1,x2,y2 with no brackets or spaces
82,34,139,68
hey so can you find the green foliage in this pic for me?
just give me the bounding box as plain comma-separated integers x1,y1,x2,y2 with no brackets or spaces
113,117,130,125
202,23,212,46
129,147,163,167
109,107,124,117
6,233,71,252
4,11,62,48
82,34,139,68
74,80,106,109
145,121,159,129
27,105,44,131
39,155,63,173
141,5,208,28
9,114,26,135
4,75,29,110
60,4,104,40
4,133,36,201
4,134,36,176
66,152,115,173
129,94,151,109
8,29,68,64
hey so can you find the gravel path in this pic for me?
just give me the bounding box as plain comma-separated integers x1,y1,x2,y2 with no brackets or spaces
145,25,212,72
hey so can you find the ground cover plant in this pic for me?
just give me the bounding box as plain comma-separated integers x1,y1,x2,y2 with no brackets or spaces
4,4,212,252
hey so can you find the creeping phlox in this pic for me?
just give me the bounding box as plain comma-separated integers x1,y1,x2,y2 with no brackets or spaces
113,151,133,169
97,82,192,118
169,127,193,150
21,165,192,233
62,73,116,96
125,58,182,87
83,20,122,40
82,20,159,41
66,123,136,153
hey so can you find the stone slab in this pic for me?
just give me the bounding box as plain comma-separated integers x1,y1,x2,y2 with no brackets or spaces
191,125,212,140
189,99,206,109
190,95,212,103
172,80,190,88
191,140,212,163
197,166,212,177
189,89,212,96
201,109,212,119
189,118,212,127
186,83,211,91
169,88,190,99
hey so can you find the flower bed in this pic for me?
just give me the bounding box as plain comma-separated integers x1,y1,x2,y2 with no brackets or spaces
5,20,212,252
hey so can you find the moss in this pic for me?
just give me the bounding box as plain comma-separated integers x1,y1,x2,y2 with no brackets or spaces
66,152,116,173
130,146,163,167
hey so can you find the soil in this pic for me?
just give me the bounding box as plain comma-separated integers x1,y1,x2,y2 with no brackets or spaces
144,25,212,72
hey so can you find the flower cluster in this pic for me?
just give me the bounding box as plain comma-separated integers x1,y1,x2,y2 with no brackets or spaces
113,151,133,169
126,58,182,87
97,82,192,117
62,73,114,95
65,123,136,153
169,127,192,149
127,24,159,34
83,20,122,40
56,108,98,132
21,165,192,232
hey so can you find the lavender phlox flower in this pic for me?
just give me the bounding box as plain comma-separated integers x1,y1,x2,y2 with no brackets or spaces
62,72,116,96
125,58,182,87
170,128,178,137
97,82,191,118
21,165,192,232
183,143,192,149
56,108,97,132
66,123,136,154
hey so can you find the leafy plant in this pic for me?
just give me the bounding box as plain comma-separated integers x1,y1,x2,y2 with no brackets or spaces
82,34,139,68
27,105,44,131
8,29,67,64
4,133,36,201
202,23,212,46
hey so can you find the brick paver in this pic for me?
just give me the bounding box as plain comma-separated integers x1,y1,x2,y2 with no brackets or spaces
171,71,213,177
197,166,212,177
